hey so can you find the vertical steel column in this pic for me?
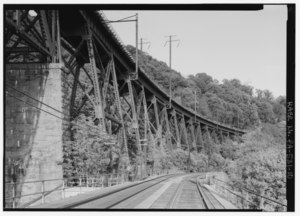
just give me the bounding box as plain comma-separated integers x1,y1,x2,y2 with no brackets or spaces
141,87,150,140
181,116,189,148
51,10,56,61
15,10,21,27
205,125,212,143
85,29,105,131
136,91,144,117
203,125,211,154
172,110,181,148
107,120,112,134
40,10,54,56
142,88,155,152
135,13,138,78
211,128,218,144
163,105,172,150
102,61,112,104
164,107,171,137
111,58,128,156
70,65,81,119
189,119,196,149
195,123,204,152
152,96,160,129
56,10,62,63
219,129,225,143
127,79,141,152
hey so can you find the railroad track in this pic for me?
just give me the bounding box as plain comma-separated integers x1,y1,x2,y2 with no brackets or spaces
65,173,182,209
166,174,225,209
33,173,226,209
196,176,225,209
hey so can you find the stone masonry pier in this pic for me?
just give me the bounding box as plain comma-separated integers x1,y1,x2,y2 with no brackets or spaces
5,63,69,207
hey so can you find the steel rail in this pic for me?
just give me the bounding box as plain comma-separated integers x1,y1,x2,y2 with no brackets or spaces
34,173,181,209
196,177,225,209
106,174,180,209
166,174,206,209
166,179,186,209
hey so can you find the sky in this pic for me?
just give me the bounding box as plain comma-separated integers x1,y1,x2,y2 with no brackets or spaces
104,5,287,97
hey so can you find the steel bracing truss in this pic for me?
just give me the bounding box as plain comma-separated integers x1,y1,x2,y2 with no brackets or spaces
5,9,244,169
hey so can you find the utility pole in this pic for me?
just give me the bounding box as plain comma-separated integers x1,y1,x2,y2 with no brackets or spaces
104,13,139,79
194,90,197,118
164,35,180,106
164,35,180,69
135,13,138,77
194,89,197,147
139,38,151,51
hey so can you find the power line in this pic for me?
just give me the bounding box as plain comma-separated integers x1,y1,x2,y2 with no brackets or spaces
6,90,105,138
104,14,137,23
7,91,64,122
7,84,63,115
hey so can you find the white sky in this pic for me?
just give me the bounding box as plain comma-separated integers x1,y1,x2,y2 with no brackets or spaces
104,5,287,97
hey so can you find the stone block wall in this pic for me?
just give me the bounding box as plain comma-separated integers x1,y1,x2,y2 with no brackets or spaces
5,63,69,207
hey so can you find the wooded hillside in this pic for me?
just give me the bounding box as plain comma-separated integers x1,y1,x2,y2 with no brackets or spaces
127,45,286,130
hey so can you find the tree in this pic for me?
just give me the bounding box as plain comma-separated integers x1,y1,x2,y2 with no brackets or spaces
62,115,117,178
273,103,285,122
276,96,286,107
224,123,286,211
188,73,213,94
255,100,275,123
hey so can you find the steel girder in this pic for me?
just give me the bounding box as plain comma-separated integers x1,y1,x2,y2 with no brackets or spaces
5,10,62,63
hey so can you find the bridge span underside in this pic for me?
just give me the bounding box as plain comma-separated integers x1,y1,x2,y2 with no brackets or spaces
4,8,245,207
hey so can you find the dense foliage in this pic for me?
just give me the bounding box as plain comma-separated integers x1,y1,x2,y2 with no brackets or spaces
61,115,120,178
127,45,286,130
224,122,286,210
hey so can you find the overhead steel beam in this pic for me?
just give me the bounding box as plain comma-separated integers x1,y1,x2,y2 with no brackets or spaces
5,47,38,53
105,113,121,125
5,17,50,56
79,10,132,73
40,10,55,56
6,14,40,53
